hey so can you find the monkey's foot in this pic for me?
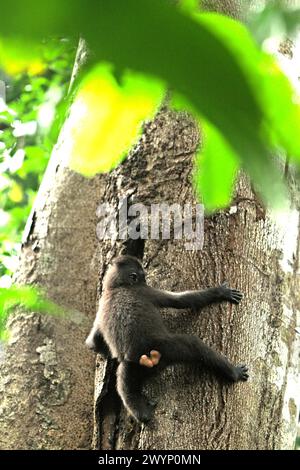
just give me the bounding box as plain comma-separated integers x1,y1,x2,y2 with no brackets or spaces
234,364,249,382
139,350,161,368
220,282,243,304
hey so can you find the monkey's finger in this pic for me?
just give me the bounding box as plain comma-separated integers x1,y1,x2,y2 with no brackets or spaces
150,350,161,366
231,292,244,299
230,290,243,303
231,298,242,304
231,295,243,301
238,364,249,381
231,289,243,296
139,355,154,368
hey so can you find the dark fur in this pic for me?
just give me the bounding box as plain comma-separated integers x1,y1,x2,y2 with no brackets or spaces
86,255,248,423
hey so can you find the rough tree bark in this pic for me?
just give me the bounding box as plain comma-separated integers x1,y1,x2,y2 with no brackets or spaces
0,40,104,449
0,1,299,451
92,2,300,450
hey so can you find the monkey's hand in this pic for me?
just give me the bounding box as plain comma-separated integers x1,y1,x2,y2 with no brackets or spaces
139,350,161,368
233,364,249,382
219,282,243,304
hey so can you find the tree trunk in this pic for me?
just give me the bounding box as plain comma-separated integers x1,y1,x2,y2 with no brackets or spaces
92,2,300,450
0,2,299,451
92,110,299,451
0,40,104,450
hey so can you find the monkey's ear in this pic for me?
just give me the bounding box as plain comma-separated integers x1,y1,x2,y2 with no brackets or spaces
120,227,144,260
120,239,144,259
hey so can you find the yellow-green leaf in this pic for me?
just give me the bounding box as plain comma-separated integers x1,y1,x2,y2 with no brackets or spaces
63,64,164,176
0,37,45,75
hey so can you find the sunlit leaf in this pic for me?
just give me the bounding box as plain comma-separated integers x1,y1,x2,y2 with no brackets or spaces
9,182,23,202
0,37,45,75
1,0,299,212
62,63,164,175
24,146,45,161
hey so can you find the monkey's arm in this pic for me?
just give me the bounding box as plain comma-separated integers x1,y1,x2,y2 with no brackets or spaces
144,282,242,310
86,327,110,358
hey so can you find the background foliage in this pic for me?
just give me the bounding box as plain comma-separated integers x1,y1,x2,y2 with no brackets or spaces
0,39,75,339
0,39,75,286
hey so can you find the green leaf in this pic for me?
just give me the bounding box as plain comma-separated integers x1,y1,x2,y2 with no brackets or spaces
0,285,65,340
0,37,46,75
1,0,299,209
62,63,164,175
198,13,300,162
0,37,73,281
194,120,239,212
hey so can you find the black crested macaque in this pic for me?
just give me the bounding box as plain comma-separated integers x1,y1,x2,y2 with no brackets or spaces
86,255,248,423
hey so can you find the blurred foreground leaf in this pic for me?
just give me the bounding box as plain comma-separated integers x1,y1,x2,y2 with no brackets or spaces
0,37,45,75
1,0,300,211
0,285,65,340
63,64,164,175
193,120,239,211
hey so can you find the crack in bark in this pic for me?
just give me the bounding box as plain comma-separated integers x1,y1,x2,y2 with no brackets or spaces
93,358,121,450
22,210,37,247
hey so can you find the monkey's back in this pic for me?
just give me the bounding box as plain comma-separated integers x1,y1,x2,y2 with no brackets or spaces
99,287,168,362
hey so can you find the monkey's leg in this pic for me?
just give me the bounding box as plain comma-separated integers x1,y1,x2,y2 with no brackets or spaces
156,334,248,382
116,361,155,423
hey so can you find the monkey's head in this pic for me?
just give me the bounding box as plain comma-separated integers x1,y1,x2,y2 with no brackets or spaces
103,255,146,290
